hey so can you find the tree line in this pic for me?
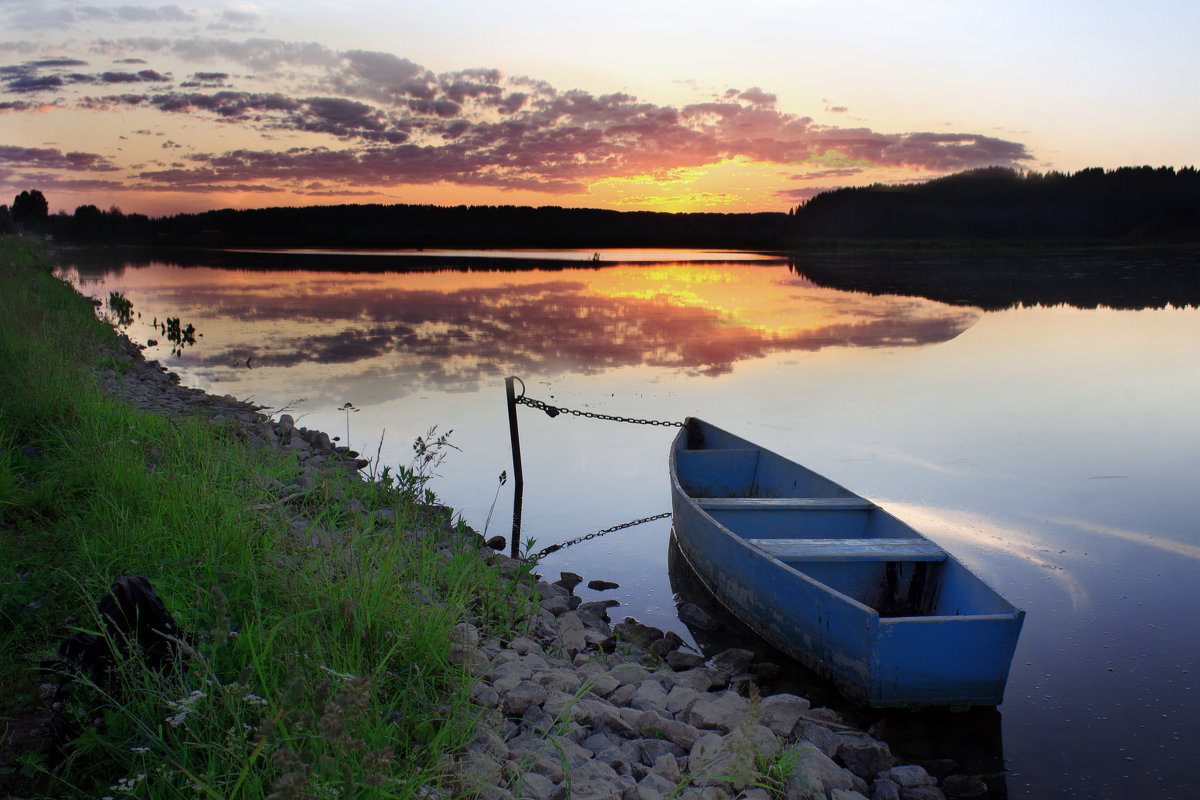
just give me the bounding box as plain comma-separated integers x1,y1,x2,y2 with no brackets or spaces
2,165,1197,247
790,166,1200,241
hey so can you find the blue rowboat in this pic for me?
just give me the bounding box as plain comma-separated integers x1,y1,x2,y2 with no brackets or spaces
670,418,1024,707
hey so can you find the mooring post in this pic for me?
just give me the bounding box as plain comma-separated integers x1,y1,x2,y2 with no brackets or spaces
505,376,525,558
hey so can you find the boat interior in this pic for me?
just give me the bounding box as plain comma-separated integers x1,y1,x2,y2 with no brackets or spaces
675,437,1012,618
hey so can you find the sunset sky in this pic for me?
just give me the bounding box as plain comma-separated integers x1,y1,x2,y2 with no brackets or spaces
2,1,1197,216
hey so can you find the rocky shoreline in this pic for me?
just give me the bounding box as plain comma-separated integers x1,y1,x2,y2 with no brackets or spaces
95,333,987,800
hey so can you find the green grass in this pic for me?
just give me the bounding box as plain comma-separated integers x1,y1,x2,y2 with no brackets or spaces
0,236,536,798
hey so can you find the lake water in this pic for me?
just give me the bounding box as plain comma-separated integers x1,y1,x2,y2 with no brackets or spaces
55,246,1200,799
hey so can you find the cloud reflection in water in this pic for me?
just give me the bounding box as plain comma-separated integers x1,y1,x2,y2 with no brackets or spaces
63,260,982,404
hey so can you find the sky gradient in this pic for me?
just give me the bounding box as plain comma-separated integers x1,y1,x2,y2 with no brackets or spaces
2,1,1197,216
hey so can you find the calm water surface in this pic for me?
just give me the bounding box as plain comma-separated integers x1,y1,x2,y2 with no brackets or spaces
56,247,1200,799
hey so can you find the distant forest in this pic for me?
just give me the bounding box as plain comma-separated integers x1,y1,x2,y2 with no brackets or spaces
2,165,1198,247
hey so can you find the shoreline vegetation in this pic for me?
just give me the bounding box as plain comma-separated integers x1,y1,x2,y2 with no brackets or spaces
0,238,996,799
3,166,1198,251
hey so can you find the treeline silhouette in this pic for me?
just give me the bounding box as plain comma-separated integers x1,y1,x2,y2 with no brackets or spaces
792,166,1200,241
5,165,1198,247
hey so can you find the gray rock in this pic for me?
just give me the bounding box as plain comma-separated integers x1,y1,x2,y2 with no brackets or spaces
666,650,706,671
509,770,557,800
450,622,480,647
608,682,637,707
665,685,704,715
796,720,842,758
652,753,682,783
502,680,549,717
836,735,893,780
638,772,678,799
588,579,620,590
900,788,946,800
831,790,872,800
557,611,587,657
871,778,902,800
630,680,670,714
683,690,750,733
882,765,937,788
634,710,702,751
759,693,811,738
709,647,756,675
667,667,724,693
556,571,584,592
688,732,733,781
563,759,625,800
785,741,862,799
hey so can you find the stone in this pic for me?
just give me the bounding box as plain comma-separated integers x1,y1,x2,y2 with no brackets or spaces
709,647,756,675
835,735,893,780
871,779,902,800
688,731,731,774
588,579,620,591
557,612,587,657
563,759,625,800
882,765,937,788
666,650,706,671
683,690,750,733
509,770,557,800
759,693,811,738
556,572,584,592
648,632,684,659
540,592,571,616
831,790,871,800
537,667,583,695
450,622,480,647
900,788,947,800
785,741,861,799
630,680,670,714
501,680,549,717
665,685,703,715
668,667,724,693
608,683,637,707
613,620,665,650
635,774,675,800
796,720,841,758
485,535,506,550
635,710,702,752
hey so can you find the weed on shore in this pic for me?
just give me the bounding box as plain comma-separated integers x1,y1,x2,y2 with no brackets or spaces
0,237,535,798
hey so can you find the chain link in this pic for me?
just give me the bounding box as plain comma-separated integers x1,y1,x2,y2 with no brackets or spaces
516,394,684,428
529,511,672,560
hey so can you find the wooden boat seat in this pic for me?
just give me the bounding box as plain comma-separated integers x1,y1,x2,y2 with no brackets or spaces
748,537,947,562
695,497,876,510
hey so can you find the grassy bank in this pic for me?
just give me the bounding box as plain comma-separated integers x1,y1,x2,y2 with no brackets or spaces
0,236,534,798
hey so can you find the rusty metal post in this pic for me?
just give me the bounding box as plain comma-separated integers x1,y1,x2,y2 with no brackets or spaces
505,376,525,558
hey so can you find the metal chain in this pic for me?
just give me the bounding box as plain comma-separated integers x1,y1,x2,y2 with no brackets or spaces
515,394,683,427
530,511,672,559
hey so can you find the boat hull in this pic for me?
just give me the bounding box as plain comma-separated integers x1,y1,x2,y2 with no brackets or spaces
670,418,1024,708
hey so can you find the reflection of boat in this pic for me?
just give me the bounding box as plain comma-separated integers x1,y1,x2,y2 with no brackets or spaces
669,418,1025,707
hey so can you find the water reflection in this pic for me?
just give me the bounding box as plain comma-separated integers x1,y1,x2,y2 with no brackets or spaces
55,258,981,403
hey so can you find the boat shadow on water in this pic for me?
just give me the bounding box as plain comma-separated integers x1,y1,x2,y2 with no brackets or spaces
666,533,1011,797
